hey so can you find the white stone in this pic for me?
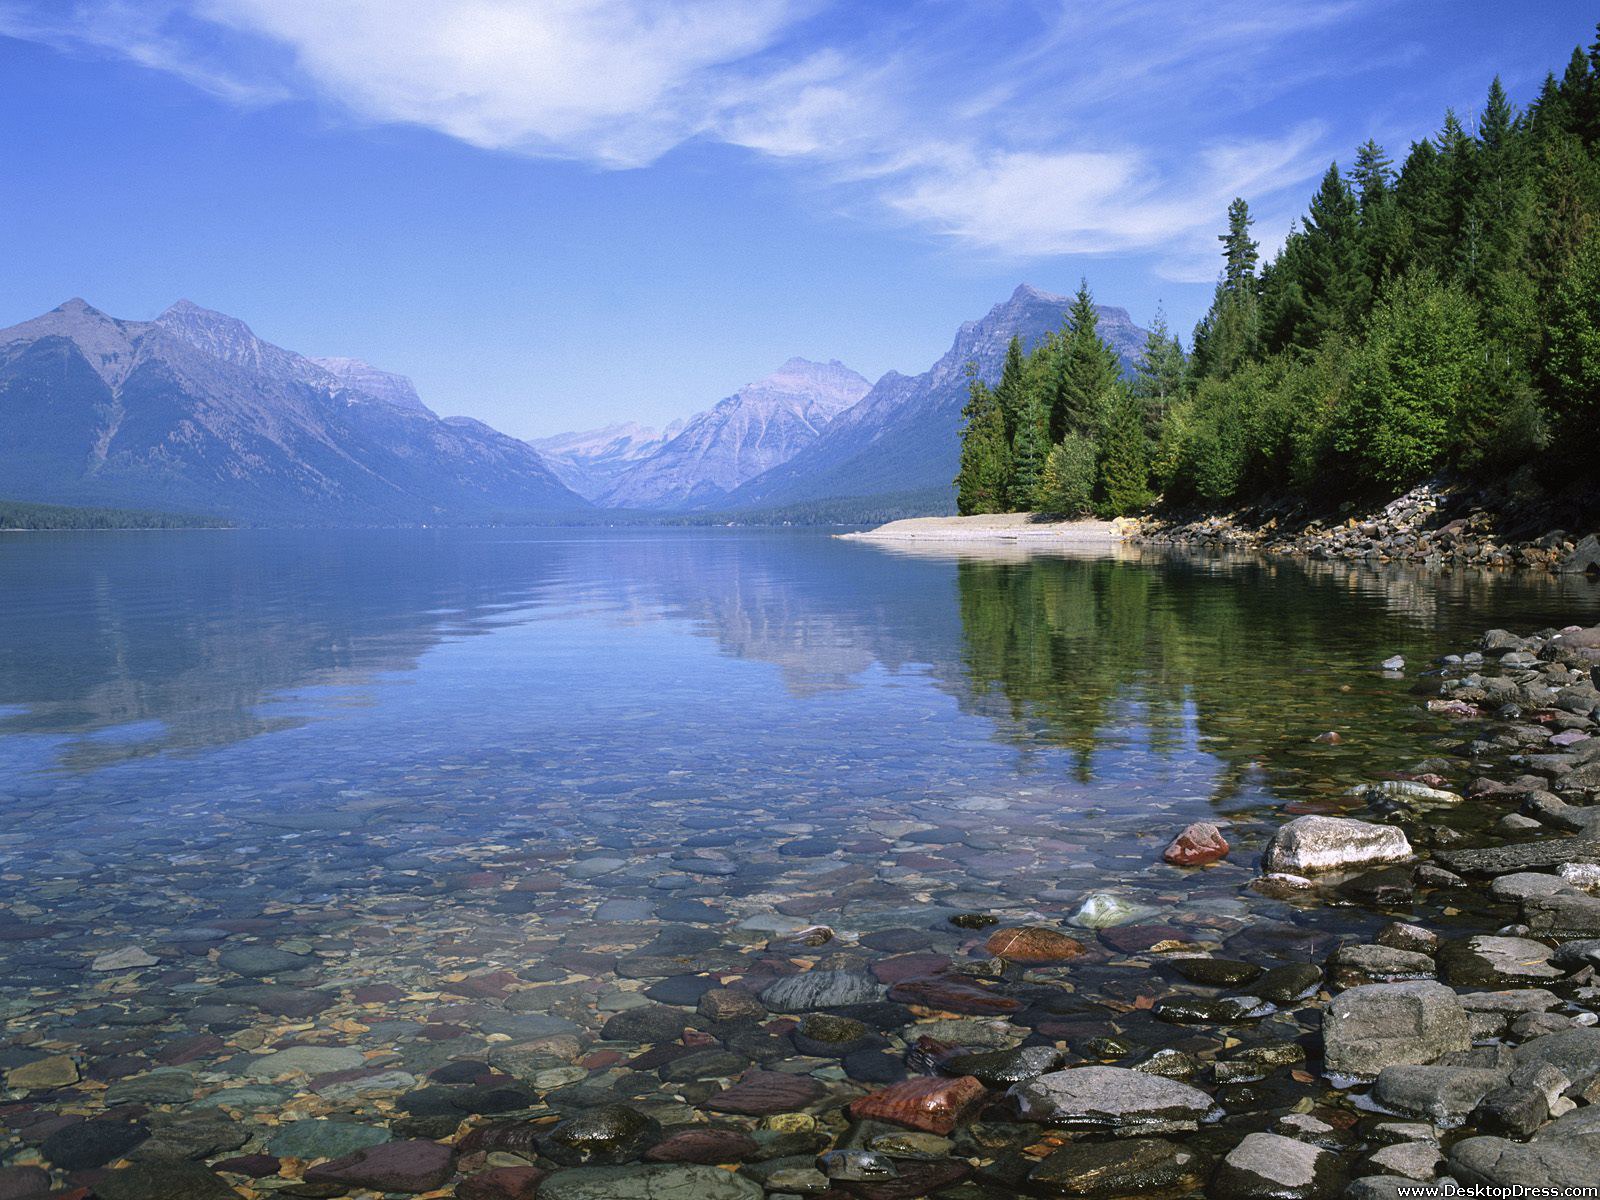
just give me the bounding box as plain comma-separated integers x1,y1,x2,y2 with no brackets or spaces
1262,816,1412,874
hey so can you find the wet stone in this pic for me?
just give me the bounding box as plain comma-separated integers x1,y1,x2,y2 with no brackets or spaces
941,1045,1064,1086
644,1127,760,1163
541,1105,661,1166
886,975,1020,1015
1170,958,1262,987
760,969,882,1012
1438,936,1566,986
216,945,315,977
41,1118,150,1169
304,1139,456,1194
984,926,1087,963
703,1070,826,1115
1010,1066,1218,1135
536,1164,764,1199
599,1004,698,1042
1029,1136,1206,1197
1211,1132,1342,1200
266,1118,392,1160
90,1161,240,1200
792,1012,870,1055
1252,963,1323,1005
848,1075,986,1135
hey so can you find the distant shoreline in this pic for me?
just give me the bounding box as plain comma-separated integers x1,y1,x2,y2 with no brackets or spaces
839,512,1129,545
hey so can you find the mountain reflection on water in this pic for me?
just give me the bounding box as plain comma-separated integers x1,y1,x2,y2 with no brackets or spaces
0,528,1596,792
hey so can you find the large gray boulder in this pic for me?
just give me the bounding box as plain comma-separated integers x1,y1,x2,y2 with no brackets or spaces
1449,1106,1600,1190
1372,1065,1510,1123
1322,981,1470,1080
1010,1066,1217,1135
1262,817,1411,874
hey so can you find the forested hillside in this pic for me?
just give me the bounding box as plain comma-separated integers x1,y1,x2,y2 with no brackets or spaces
959,28,1600,519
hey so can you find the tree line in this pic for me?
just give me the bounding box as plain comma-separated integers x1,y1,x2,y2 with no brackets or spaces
959,26,1600,517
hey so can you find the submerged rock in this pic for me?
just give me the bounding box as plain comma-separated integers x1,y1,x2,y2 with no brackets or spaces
984,925,1087,963
1069,893,1159,929
537,1164,764,1199
1028,1136,1207,1197
849,1075,986,1134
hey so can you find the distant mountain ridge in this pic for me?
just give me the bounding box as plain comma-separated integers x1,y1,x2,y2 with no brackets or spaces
599,358,871,509
719,285,1147,513
528,420,686,499
0,298,585,522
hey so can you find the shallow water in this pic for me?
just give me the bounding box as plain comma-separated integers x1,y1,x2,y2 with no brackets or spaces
0,528,1597,1182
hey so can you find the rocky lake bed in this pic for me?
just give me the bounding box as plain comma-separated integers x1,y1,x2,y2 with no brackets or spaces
2,531,1600,1199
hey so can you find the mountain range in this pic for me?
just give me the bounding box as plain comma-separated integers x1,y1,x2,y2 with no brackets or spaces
594,358,871,509
0,285,1147,524
0,299,585,522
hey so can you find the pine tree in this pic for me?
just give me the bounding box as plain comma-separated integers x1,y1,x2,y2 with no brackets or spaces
994,335,1027,451
1096,386,1151,517
1130,311,1185,448
1544,229,1600,462
955,364,1009,514
1050,280,1122,443
1353,140,1402,292
1009,385,1049,510
1220,197,1260,290
1299,163,1366,342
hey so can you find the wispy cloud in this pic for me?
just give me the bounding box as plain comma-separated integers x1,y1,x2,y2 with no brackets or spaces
0,0,1368,269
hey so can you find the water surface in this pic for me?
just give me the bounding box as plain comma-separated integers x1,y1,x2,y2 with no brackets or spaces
0,528,1597,1170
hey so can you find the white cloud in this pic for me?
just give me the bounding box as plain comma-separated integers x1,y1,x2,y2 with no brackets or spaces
0,0,1363,260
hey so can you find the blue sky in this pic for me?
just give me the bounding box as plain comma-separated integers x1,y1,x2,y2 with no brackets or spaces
0,2,1590,438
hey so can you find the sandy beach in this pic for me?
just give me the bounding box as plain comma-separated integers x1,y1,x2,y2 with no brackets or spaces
839,511,1132,545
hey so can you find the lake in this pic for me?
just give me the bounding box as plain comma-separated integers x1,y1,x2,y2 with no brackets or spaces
1,528,1597,1191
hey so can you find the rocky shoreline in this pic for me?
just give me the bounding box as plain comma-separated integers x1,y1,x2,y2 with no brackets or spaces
1134,481,1600,575
2,622,1600,1198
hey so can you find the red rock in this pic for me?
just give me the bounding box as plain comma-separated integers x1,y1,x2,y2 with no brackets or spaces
155,1034,224,1066
644,1128,760,1163
351,984,405,1004
886,976,1020,1015
984,926,1087,963
581,1051,625,1070
304,1140,455,1194
870,954,950,985
1162,822,1229,867
848,1075,986,1135
703,1070,825,1116
457,1165,546,1200
1312,731,1342,744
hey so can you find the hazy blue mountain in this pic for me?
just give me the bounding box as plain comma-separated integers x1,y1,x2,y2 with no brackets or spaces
600,358,871,509
528,419,686,500
310,356,434,415
722,285,1148,512
0,298,585,523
